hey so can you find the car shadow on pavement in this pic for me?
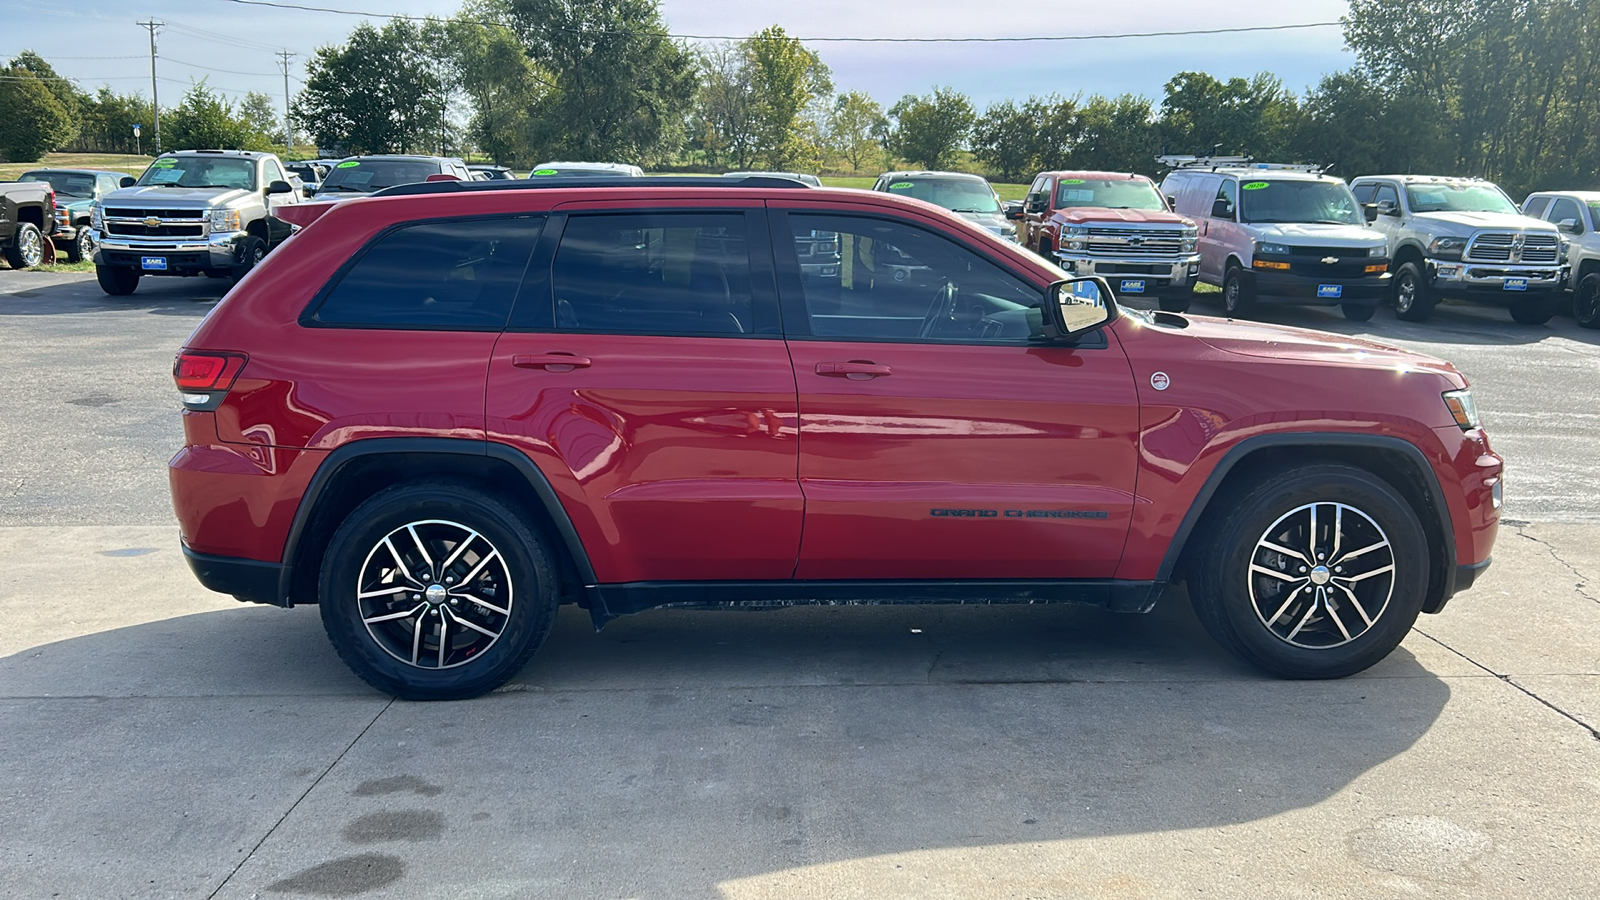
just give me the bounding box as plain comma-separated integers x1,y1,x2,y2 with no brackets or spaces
0,592,1452,898
0,273,225,316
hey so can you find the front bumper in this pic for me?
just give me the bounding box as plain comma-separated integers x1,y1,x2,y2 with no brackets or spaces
1054,253,1201,294
1246,269,1392,305
1427,258,1564,295
93,229,247,273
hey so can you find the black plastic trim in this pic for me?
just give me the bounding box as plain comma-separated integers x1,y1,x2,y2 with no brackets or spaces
373,175,813,198
183,544,284,606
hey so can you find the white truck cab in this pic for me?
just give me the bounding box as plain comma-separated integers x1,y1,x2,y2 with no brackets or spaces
1520,190,1599,329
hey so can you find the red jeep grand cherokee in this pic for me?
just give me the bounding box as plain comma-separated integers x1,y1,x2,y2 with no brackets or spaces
170,176,1501,699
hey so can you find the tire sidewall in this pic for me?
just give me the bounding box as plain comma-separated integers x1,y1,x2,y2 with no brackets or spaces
319,483,557,700
1193,467,1429,679
1577,274,1600,328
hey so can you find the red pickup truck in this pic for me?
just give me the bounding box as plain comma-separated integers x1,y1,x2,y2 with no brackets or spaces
1018,171,1200,311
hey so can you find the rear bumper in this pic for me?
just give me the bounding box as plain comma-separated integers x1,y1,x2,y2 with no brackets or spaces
182,544,286,606
1247,269,1391,305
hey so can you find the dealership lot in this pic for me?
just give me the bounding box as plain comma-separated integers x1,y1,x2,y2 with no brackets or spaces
2,270,1596,898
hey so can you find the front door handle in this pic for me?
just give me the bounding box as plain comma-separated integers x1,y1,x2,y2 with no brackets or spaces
513,353,591,372
816,361,891,380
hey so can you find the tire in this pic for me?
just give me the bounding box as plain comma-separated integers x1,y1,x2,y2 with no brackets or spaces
3,222,44,269
1508,293,1556,325
232,235,267,284
95,264,141,296
1392,261,1436,322
69,225,95,264
1187,463,1428,679
1341,302,1376,322
1575,273,1600,329
1158,292,1193,313
318,481,559,700
1222,265,1253,317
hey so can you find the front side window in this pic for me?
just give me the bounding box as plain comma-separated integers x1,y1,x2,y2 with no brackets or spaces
1587,201,1600,230
1239,179,1363,225
1548,197,1583,230
262,159,286,187
1055,178,1166,211
310,217,542,329
1214,180,1238,219
319,159,442,194
1373,184,1400,210
1521,196,1551,218
1404,182,1518,215
136,156,256,190
785,213,1044,343
552,212,769,336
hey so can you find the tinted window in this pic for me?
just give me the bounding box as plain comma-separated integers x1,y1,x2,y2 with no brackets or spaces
883,177,1000,213
1214,180,1238,218
1350,183,1377,204
312,217,542,328
1549,197,1583,230
1522,196,1551,218
1374,184,1400,210
320,159,442,194
19,171,96,198
785,214,1043,343
552,212,768,336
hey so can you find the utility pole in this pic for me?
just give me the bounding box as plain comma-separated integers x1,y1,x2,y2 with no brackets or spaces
276,50,296,148
139,19,164,154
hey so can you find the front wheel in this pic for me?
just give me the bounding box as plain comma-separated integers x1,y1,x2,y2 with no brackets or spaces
69,227,96,264
1508,293,1556,325
1222,265,1254,317
319,481,559,700
1575,273,1600,329
1341,302,1376,322
1392,261,1436,321
3,222,44,269
95,264,141,295
1187,464,1428,679
232,235,267,284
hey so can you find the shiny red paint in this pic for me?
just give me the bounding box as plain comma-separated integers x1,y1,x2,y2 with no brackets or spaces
1021,170,1194,253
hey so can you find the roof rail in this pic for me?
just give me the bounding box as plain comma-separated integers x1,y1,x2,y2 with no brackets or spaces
372,174,813,198
1157,155,1327,175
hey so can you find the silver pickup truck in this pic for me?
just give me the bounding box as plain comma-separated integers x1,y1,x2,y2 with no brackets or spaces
1520,190,1600,329
1350,175,1565,324
91,149,299,296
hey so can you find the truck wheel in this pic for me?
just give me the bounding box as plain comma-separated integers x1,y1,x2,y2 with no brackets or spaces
1341,303,1376,322
1508,293,1556,325
95,265,141,296
1392,262,1436,321
1575,273,1600,329
232,235,267,284
1187,464,1428,679
1223,265,1254,317
69,227,95,264
1158,292,1193,313
3,222,44,269
318,480,560,700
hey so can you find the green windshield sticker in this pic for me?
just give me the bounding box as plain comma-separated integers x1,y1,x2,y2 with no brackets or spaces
888,181,914,189
151,159,177,167
1242,181,1269,190
532,168,558,176
1060,178,1085,184
336,160,360,168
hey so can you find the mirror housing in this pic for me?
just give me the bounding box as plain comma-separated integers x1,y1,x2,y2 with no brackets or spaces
267,180,294,195
1003,202,1024,221
1361,202,1379,222
1210,199,1233,219
1557,217,1582,234
1025,195,1048,214
1041,276,1116,341
1165,194,1178,211
119,176,136,188
1377,200,1400,217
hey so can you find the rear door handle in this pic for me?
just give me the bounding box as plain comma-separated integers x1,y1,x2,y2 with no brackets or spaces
815,361,891,380
513,353,591,372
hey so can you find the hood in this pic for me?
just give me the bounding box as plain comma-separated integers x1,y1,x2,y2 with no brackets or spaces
1411,210,1559,233
1247,222,1385,247
954,209,1006,226
1175,313,1457,376
277,200,341,229
1054,207,1190,226
100,185,251,208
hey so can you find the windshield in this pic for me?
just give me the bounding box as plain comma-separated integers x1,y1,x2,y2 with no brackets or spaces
884,178,1000,214
319,159,441,192
136,156,256,190
1054,178,1166,211
19,171,96,198
1404,182,1517,215
1239,179,1363,225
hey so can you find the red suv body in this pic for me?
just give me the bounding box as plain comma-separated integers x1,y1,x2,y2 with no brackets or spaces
171,177,1501,699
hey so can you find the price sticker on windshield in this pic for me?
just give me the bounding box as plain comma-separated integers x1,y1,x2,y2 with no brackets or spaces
532,168,558,176
1060,178,1085,184
336,161,360,168
1242,181,1270,190
888,182,914,189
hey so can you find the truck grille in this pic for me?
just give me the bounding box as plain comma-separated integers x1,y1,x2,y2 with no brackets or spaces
1466,232,1560,264
103,207,208,240
103,207,205,219
105,222,205,238
1083,227,1185,258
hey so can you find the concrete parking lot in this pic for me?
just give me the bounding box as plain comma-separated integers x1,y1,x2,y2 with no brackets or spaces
2,271,1596,899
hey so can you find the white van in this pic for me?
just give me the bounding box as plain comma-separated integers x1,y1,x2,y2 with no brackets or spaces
1160,163,1390,320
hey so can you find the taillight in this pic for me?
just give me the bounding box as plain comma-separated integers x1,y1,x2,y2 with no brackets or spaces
174,350,247,410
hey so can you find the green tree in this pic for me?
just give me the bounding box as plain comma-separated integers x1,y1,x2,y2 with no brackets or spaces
825,90,887,174
238,92,281,146
0,67,75,162
691,41,759,170
971,100,1037,182
502,0,697,165
1071,94,1161,175
887,87,974,170
7,52,83,148
743,26,831,170
295,19,447,155
79,88,155,154
1159,71,1299,160
164,81,270,151
446,5,547,165
1294,72,1450,178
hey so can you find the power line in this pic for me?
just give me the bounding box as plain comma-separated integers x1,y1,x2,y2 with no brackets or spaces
164,55,280,77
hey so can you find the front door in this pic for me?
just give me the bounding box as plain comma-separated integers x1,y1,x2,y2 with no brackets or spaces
771,209,1140,581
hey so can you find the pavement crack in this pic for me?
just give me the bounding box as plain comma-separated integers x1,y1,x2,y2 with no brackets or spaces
204,697,395,899
1415,629,1599,743
1515,524,1598,605
925,648,945,682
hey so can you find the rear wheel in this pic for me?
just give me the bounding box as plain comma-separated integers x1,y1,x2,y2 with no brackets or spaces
1392,261,1436,321
95,264,141,295
1187,464,1428,679
1222,265,1253,317
1341,302,1376,322
1508,293,1556,325
3,222,44,269
319,481,559,700
1575,273,1600,329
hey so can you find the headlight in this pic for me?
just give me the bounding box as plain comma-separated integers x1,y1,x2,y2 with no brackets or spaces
1255,241,1290,256
91,202,104,231
1064,226,1087,238
1429,236,1467,260
1442,389,1480,430
1368,245,1387,257
209,208,242,232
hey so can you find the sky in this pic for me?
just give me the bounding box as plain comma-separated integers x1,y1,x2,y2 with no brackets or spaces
1,0,1359,114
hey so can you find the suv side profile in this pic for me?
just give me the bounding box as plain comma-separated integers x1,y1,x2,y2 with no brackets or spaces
171,177,1501,699
1519,190,1599,329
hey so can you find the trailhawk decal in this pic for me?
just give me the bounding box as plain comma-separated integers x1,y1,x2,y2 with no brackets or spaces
931,509,1111,519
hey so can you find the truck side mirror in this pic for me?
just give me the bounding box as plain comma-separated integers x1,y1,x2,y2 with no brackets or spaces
1558,217,1583,235
1165,195,1177,211
1026,194,1048,214
120,176,136,188
267,180,294,195
1377,200,1400,217
1362,202,1379,222
1210,199,1233,219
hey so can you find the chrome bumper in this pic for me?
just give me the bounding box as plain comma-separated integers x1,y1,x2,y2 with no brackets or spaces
1053,253,1201,284
1428,258,1565,292
92,230,246,268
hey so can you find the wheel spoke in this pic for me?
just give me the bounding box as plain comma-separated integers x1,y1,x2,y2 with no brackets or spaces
1309,504,1319,561
456,548,501,589
1251,563,1305,583
1332,505,1344,559
411,613,424,665
1334,540,1390,565
364,603,425,625
1331,582,1375,627
358,585,413,600
436,614,448,668
1337,563,1394,584
1323,592,1354,641
407,524,435,573
444,606,497,637
1264,582,1310,627
1259,540,1310,564
384,538,423,586
453,591,509,617
437,529,480,574
1284,594,1321,641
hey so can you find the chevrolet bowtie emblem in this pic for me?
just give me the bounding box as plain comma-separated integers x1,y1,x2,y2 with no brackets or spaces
144,216,162,228
1321,256,1339,264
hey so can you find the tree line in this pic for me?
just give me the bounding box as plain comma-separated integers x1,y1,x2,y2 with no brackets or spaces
4,0,1596,197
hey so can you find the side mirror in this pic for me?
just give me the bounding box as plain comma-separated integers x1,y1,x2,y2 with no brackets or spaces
1004,202,1024,221
1362,202,1379,222
304,186,317,197
1165,195,1177,211
1210,199,1234,219
267,180,294,195
120,176,136,188
1377,200,1400,217
1026,195,1048,214
1558,217,1583,234
1042,277,1115,341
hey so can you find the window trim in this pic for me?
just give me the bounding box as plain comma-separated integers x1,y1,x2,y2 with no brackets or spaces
297,212,547,332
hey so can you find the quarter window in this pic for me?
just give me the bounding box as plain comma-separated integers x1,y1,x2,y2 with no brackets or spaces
783,214,1044,343
310,217,542,329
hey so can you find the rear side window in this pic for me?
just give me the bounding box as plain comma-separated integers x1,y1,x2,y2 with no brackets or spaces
310,217,542,329
1521,196,1551,218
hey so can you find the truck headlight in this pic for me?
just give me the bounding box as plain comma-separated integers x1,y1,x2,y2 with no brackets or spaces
91,202,104,231
1429,236,1467,260
1255,241,1290,256
209,208,242,232
1368,245,1387,257
1443,389,1480,430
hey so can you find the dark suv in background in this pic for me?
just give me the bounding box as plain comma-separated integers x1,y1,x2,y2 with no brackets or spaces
313,155,472,198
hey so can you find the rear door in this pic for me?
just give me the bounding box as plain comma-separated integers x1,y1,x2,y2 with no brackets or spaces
486,204,804,585
770,204,1139,580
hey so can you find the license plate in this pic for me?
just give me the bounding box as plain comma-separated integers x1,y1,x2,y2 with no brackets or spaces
1503,278,1528,291
140,256,168,271
1317,284,1343,298
1119,279,1146,294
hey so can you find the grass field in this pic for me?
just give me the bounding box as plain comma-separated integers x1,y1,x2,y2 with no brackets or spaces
0,152,152,183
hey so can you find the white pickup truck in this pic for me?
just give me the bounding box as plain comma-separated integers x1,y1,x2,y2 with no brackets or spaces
1520,190,1599,329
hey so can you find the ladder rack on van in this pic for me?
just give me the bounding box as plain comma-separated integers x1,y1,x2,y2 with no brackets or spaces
1157,155,1327,175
